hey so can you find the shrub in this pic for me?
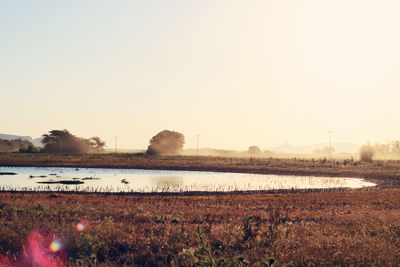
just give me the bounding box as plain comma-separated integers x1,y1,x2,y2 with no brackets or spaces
360,144,375,162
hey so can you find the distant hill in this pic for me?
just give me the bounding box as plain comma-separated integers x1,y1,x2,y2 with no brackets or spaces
0,134,43,147
32,138,44,147
270,142,360,154
0,134,33,141
269,143,296,154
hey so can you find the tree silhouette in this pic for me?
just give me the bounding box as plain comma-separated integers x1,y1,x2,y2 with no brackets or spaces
146,130,185,156
360,143,375,162
41,129,105,154
90,137,106,153
248,146,263,157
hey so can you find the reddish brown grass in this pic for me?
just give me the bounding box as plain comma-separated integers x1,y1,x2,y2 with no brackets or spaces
0,190,399,266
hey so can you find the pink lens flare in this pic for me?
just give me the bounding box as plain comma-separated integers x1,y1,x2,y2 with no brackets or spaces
27,229,67,267
75,221,88,232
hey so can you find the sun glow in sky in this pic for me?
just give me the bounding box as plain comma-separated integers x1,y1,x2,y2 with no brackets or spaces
1,1,400,150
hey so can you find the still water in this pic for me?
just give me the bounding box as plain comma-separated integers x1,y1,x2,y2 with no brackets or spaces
0,166,376,193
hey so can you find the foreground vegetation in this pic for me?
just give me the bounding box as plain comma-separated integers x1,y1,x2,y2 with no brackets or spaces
1,153,400,188
0,190,399,266
1,153,400,265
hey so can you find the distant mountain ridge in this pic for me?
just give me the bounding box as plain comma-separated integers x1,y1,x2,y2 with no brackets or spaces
0,134,43,147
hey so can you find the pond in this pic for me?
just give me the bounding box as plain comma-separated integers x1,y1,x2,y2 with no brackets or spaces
0,166,376,193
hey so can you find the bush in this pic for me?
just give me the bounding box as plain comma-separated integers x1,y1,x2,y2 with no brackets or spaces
360,144,375,162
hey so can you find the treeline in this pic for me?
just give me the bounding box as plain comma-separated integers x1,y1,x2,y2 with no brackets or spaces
372,141,400,157
41,130,105,154
0,129,186,155
0,130,106,154
0,139,37,153
358,141,400,161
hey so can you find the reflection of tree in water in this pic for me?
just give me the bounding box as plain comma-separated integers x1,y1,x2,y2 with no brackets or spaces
153,176,184,187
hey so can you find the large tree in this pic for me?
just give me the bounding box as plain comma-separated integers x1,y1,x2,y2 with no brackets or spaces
146,130,185,156
41,129,105,154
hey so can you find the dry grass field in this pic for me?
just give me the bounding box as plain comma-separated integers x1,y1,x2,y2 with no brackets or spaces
0,190,399,266
1,153,400,266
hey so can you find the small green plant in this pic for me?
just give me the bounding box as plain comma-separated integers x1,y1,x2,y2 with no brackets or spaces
196,225,215,267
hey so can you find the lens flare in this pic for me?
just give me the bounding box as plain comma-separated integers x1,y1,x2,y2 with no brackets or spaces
27,229,67,267
75,222,86,231
49,240,62,252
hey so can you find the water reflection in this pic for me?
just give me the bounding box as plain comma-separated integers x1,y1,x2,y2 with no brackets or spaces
0,166,376,193
153,176,184,187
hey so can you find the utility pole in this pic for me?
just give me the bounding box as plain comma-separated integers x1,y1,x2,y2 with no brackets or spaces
114,136,119,153
196,135,200,156
328,131,333,161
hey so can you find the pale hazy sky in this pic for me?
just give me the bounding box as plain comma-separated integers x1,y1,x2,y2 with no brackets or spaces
1,1,400,150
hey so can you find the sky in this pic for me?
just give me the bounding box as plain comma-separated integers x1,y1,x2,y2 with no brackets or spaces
1,1,400,150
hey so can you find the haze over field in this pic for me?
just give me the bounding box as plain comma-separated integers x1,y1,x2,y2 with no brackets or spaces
1,1,400,150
